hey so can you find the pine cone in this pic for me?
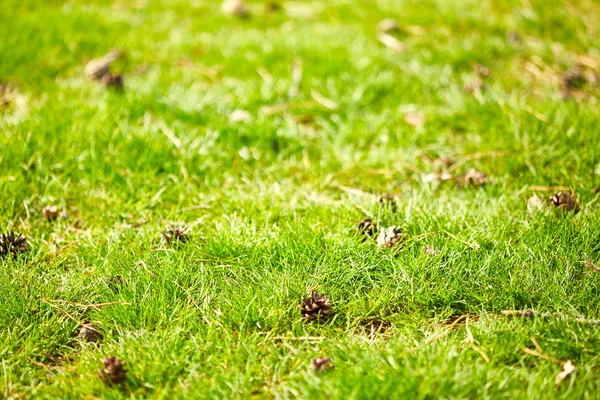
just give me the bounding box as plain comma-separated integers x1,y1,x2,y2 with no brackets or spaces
301,292,331,322
311,357,333,372
99,356,127,385
163,224,190,244
78,323,103,343
0,232,28,257
101,73,124,90
377,226,403,249
379,195,397,212
562,66,586,90
550,191,580,212
42,205,60,221
85,50,121,81
462,169,486,187
357,218,377,240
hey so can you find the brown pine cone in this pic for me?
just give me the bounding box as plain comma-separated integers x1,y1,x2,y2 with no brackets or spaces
98,356,127,385
101,73,124,90
0,232,28,257
357,218,378,240
311,357,334,372
377,226,403,249
301,292,331,322
78,323,103,343
550,191,580,213
163,224,190,244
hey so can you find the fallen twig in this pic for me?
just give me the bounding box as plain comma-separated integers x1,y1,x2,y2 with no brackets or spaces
584,254,600,275
39,299,129,309
38,297,78,322
522,347,562,364
269,336,325,342
136,260,157,278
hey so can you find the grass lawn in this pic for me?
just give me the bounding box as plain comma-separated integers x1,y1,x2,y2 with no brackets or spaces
1,0,600,398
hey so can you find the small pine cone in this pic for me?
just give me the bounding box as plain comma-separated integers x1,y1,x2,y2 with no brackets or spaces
377,226,403,249
550,191,580,213
99,356,127,385
78,323,103,343
311,357,333,372
357,218,378,240
462,169,486,187
379,195,397,212
562,66,586,90
85,50,121,80
101,73,124,90
163,224,190,244
301,292,332,322
42,205,60,221
0,232,28,257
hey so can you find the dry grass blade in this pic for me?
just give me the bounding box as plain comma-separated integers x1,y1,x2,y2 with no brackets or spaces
311,90,339,110
442,230,480,249
465,316,490,362
408,315,467,353
376,32,405,52
289,59,303,97
136,260,157,278
584,254,600,274
501,310,600,325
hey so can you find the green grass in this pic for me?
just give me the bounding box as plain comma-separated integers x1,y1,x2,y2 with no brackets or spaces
1,0,600,398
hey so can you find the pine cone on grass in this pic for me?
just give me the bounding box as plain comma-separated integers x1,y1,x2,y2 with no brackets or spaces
99,356,127,385
301,292,332,322
163,224,190,245
311,357,334,372
101,73,124,90
357,218,378,241
0,232,28,257
550,191,580,213
78,323,103,343
377,226,403,249
461,169,487,187
85,50,122,81
42,205,60,221
379,195,398,212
